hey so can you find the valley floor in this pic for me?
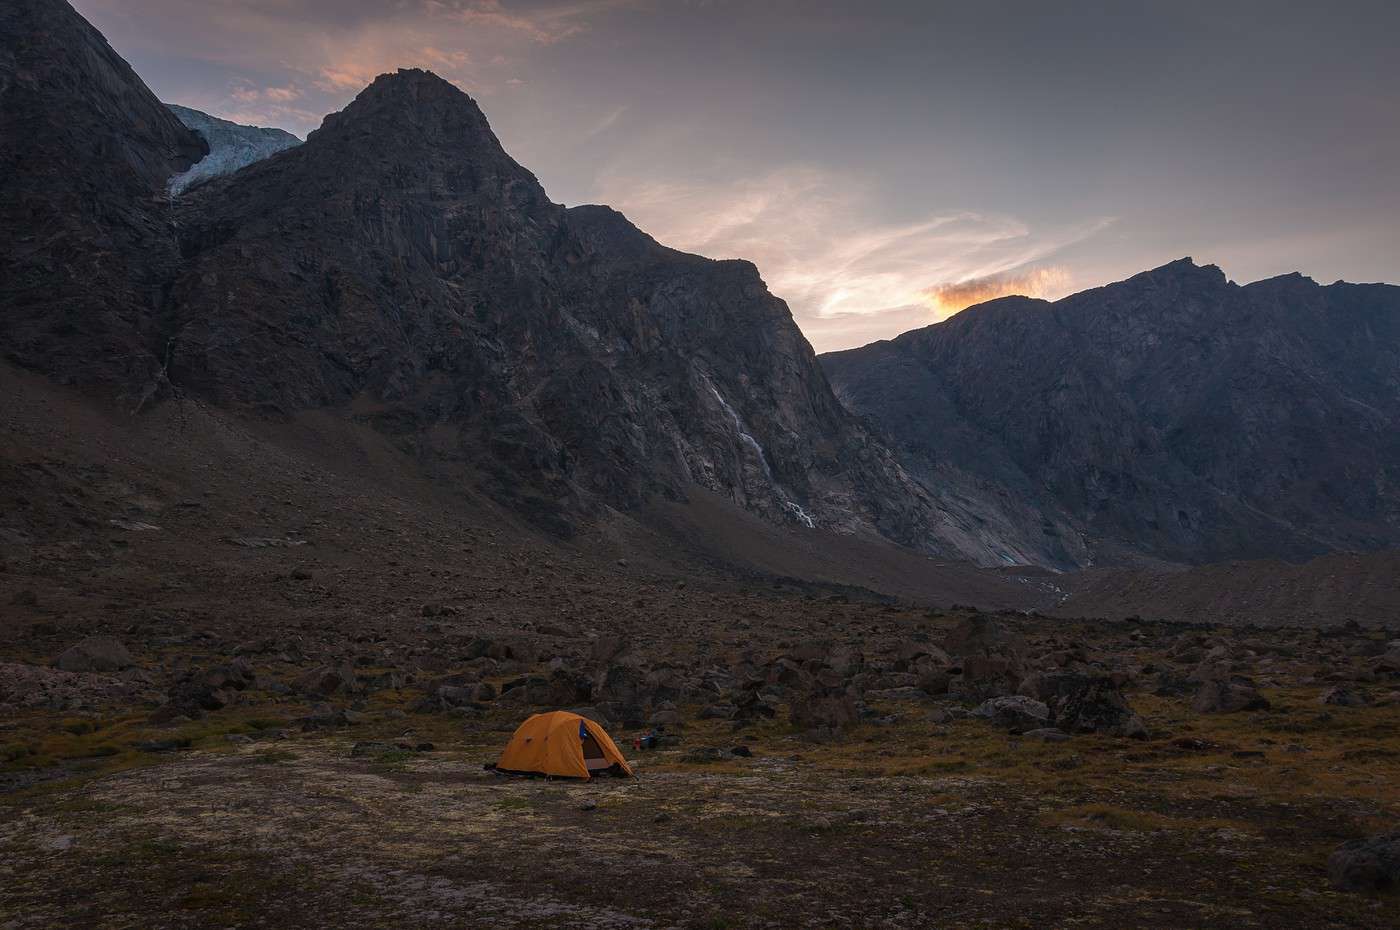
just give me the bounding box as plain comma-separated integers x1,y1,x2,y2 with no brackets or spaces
3,363,1399,928
3,686,1399,929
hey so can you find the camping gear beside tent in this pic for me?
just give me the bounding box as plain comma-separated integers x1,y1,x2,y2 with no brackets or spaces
495,711,634,779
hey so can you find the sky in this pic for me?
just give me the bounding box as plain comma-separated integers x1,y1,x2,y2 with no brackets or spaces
76,0,1400,352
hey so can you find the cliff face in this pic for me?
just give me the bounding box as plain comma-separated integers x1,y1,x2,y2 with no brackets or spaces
823,260,1400,567
162,70,941,543
166,105,300,194
0,0,206,390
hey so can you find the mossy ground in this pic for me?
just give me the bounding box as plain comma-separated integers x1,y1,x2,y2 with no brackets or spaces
2,681,1397,929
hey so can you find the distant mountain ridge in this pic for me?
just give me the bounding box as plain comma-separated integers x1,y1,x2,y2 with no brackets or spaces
822,259,1400,568
166,105,300,194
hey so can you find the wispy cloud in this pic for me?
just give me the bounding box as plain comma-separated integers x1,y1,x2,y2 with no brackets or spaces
596,164,1111,351
443,0,635,44
584,105,629,138
921,266,1072,316
81,0,635,135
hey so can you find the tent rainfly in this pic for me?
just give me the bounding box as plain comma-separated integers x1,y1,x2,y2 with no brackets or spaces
495,711,634,779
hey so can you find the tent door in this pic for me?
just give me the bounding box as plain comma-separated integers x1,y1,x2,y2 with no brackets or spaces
581,734,609,772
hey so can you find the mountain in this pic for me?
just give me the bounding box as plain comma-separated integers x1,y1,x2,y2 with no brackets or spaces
823,259,1400,568
0,0,206,391
161,68,948,545
0,2,966,559
11,0,1397,574
166,105,300,195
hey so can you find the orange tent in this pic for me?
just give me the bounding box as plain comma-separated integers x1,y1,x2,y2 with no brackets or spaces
495,711,634,779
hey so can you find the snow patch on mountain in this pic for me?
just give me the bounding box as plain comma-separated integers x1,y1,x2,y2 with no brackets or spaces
165,104,300,195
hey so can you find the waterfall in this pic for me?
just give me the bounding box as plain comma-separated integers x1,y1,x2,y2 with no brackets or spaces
708,382,814,530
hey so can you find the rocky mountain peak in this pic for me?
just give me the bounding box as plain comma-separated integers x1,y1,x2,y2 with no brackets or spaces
1121,257,1230,294
310,68,498,151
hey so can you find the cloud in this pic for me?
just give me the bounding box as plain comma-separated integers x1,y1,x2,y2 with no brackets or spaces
80,0,635,136
446,0,634,44
230,84,302,105
595,164,1110,351
584,105,629,138
920,266,1072,316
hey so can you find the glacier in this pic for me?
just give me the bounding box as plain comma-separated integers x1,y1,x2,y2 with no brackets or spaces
165,104,300,195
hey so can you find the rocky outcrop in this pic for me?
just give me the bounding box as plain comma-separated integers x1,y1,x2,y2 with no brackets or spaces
1193,675,1270,713
166,105,300,194
823,259,1400,568
1328,832,1400,892
53,636,134,673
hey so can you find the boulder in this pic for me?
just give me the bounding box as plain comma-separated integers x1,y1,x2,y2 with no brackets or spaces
594,662,646,706
1019,670,1086,704
294,665,354,697
1023,671,1147,737
649,706,685,730
590,635,631,665
350,740,397,757
913,648,953,671
360,670,407,692
435,685,476,707
201,660,255,692
1320,686,1371,707
1193,676,1271,714
425,672,481,694
825,645,864,677
769,657,813,689
1374,649,1400,674
865,686,930,703
790,688,859,732
1151,671,1197,697
731,687,778,724
944,615,1024,660
972,695,1050,730
153,661,255,720
953,652,1024,701
463,638,495,660
917,668,951,696
1328,832,1400,892
698,703,737,720
643,667,688,703
1051,677,1148,739
596,700,648,728
298,705,366,730
54,636,133,673
546,667,593,706
520,675,553,705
